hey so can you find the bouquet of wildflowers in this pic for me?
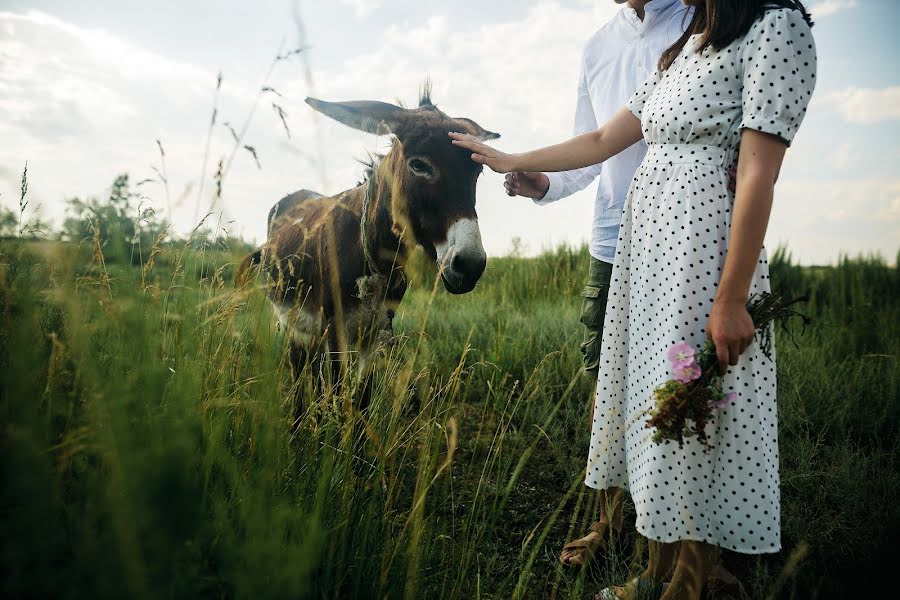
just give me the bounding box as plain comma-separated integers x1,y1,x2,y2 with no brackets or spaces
646,292,810,450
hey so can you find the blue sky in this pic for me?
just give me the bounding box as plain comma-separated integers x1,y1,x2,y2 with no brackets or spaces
2,0,898,264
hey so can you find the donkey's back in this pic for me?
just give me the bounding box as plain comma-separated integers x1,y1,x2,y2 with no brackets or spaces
266,189,324,236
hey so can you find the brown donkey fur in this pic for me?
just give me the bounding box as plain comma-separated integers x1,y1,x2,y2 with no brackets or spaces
236,84,498,411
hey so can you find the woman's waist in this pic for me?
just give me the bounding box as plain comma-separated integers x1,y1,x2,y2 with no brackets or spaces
643,143,736,168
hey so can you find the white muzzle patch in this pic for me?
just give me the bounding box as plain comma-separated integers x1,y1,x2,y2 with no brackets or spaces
435,218,485,269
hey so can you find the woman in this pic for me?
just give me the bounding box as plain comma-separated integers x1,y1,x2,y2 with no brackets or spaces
451,1,817,598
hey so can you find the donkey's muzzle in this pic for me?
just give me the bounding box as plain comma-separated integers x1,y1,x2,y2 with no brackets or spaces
442,252,487,294
436,217,486,295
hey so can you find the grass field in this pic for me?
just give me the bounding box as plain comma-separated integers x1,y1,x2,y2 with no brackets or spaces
1,236,897,600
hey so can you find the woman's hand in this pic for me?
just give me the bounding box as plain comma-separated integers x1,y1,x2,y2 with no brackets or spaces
449,132,520,173
707,299,756,375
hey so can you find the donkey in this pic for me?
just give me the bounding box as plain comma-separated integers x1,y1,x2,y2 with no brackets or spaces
236,85,498,405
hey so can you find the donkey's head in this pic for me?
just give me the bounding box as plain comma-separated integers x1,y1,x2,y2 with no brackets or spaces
306,84,497,294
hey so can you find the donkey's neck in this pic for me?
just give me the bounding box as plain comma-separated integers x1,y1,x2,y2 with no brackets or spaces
362,154,408,276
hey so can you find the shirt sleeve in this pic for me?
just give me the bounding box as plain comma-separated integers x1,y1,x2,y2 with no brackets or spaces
536,56,604,205
739,8,817,146
626,70,662,120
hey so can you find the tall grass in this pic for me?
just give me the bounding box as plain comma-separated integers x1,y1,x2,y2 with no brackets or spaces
1,239,897,599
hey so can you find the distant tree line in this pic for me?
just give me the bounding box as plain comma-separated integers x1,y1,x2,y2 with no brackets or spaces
1,174,253,264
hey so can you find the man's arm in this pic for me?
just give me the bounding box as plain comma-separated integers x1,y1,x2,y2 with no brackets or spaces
507,58,603,202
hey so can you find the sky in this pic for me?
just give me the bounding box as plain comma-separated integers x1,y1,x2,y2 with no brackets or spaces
1,0,898,264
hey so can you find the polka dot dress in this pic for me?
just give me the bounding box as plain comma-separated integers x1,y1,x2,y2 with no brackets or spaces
585,8,817,554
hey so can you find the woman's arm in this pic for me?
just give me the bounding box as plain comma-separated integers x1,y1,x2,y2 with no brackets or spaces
708,129,787,373
449,107,643,174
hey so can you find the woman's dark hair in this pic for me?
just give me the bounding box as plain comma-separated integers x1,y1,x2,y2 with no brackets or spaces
659,0,813,71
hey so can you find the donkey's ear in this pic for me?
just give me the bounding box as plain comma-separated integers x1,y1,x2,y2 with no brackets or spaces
305,98,409,135
475,129,501,141
455,117,501,141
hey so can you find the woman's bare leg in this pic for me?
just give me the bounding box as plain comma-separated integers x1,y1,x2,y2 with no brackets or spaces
561,382,627,566
661,541,718,600
589,380,625,530
646,539,679,580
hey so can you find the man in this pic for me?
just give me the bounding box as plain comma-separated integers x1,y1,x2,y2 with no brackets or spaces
504,0,688,567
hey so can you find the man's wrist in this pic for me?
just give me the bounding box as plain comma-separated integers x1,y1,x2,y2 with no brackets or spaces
536,173,550,199
535,172,563,204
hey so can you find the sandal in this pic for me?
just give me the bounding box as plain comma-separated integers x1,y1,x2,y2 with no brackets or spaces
560,520,629,567
596,576,668,600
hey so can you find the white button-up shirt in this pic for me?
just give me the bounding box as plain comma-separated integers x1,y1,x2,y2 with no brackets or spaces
537,0,690,263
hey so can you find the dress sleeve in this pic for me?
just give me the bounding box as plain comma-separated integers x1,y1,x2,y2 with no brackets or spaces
739,8,817,146
627,70,662,120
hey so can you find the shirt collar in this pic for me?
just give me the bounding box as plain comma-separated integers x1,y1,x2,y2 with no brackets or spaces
622,0,680,30
645,0,680,12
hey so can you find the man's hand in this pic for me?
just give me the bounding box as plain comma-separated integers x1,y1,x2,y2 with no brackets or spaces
504,172,550,199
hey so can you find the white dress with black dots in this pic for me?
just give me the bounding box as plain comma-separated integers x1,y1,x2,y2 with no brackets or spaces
585,8,817,554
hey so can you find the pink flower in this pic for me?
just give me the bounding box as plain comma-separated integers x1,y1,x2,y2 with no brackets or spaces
674,362,702,383
667,342,697,369
712,392,737,409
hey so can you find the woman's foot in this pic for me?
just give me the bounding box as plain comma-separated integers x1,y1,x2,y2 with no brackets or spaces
596,574,667,600
559,519,626,567
593,565,744,600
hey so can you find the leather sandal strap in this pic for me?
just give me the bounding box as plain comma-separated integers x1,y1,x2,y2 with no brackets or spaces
589,520,628,539
562,539,593,551
561,521,628,567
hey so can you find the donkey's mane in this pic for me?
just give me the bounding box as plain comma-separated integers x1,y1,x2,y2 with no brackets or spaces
356,152,385,186
419,78,434,108
394,79,437,110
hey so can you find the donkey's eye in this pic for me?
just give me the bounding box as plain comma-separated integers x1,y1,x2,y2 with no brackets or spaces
408,158,435,178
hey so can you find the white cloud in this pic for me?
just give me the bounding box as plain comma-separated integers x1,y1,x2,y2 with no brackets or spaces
813,86,900,124
809,0,857,18
337,0,383,17
0,12,186,214
768,178,900,263
0,9,324,240
296,2,620,256
0,11,209,140
827,141,856,170
1,2,623,252
1,3,895,266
